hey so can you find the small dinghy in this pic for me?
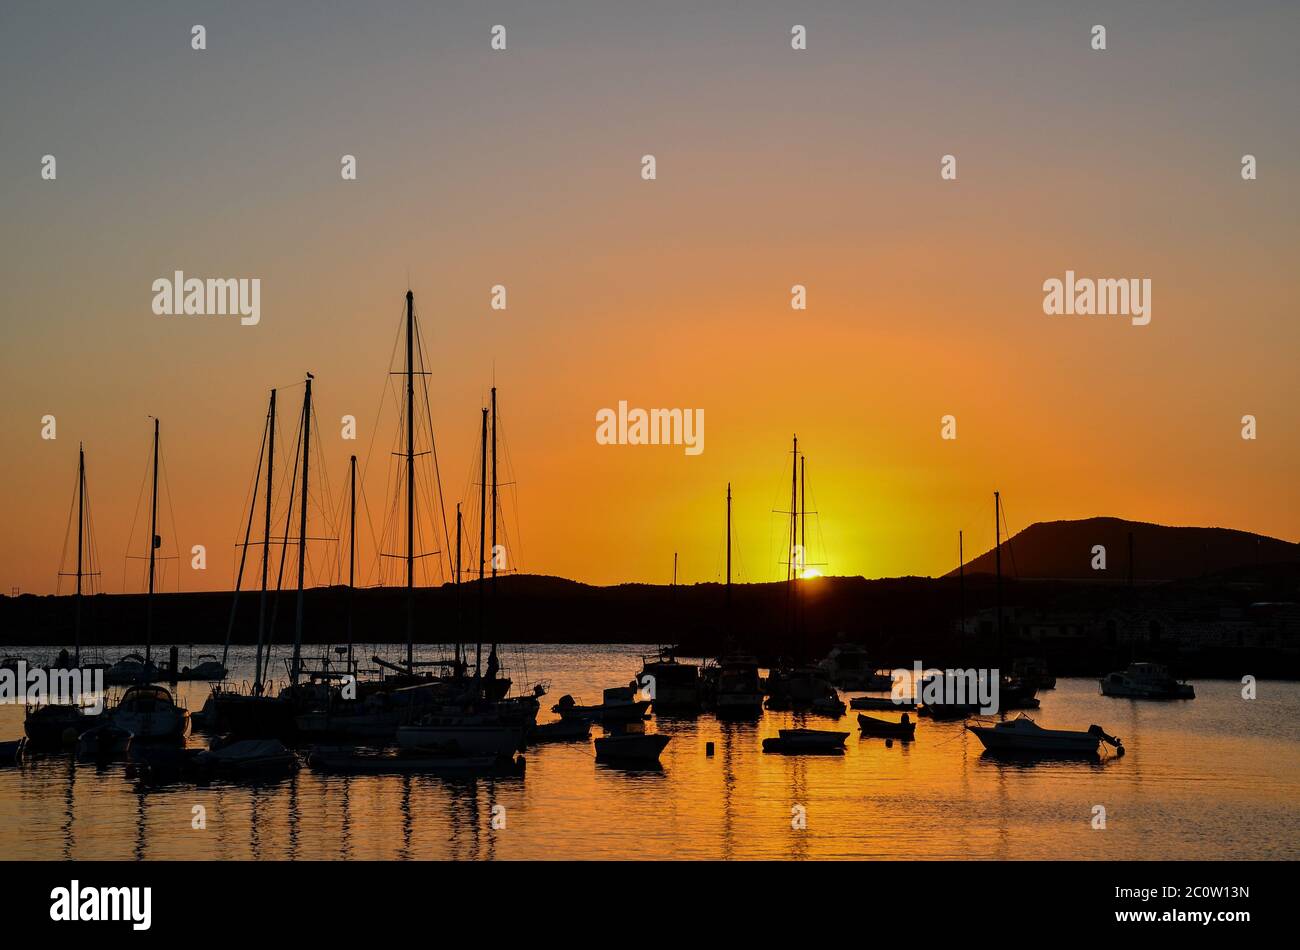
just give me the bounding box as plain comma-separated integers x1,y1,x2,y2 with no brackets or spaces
850,696,916,711
194,737,299,777
593,719,670,763
966,715,1124,757
857,712,916,740
762,728,849,755
76,722,133,761
306,745,526,776
529,718,591,743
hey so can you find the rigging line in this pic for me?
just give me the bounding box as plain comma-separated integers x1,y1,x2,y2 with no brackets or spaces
57,460,78,594
160,450,183,592
414,314,452,581
122,429,151,593
231,413,269,584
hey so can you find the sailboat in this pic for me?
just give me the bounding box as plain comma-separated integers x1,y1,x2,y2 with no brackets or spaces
24,443,106,748
394,387,526,761
199,387,298,738
764,438,844,718
108,419,190,741
714,484,765,720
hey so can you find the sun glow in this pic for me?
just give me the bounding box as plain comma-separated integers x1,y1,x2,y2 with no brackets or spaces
800,569,822,580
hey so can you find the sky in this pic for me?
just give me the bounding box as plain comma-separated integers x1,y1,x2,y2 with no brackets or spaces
1,1,1297,595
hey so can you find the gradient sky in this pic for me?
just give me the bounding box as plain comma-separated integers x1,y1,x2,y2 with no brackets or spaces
2,0,1297,595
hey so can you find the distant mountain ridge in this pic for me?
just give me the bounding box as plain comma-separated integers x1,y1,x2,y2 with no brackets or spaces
949,517,1300,581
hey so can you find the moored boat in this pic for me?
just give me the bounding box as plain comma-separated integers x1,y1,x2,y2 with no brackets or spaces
761,728,848,754
967,715,1124,757
552,687,650,724
24,703,102,748
714,654,765,720
593,720,671,763
307,745,525,776
111,684,190,740
819,643,895,691
1100,662,1195,700
857,712,916,739
639,650,702,714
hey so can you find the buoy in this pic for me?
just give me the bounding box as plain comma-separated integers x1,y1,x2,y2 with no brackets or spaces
705,741,715,756
885,738,894,748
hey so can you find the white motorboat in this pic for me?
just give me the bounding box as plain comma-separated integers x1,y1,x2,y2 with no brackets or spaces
396,712,524,759
110,684,190,740
967,715,1124,756
194,737,298,776
1100,662,1195,700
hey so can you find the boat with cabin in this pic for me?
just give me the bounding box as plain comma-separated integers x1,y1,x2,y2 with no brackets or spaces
967,715,1124,757
1100,662,1195,700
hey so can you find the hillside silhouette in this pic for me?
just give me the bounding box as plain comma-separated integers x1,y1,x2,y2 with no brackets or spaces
950,517,1299,581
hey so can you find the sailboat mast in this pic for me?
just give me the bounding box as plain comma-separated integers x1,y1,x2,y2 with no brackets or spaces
145,417,159,668
455,503,463,670
254,389,276,694
347,453,356,673
490,386,498,662
476,406,487,682
994,490,1003,657
74,443,84,665
291,376,312,689
787,435,798,638
800,455,806,577
405,290,415,672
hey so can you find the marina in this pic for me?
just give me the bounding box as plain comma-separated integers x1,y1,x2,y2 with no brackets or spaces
2,643,1297,860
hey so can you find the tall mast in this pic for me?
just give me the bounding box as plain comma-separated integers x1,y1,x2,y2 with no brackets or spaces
254,389,276,694
800,455,806,577
476,406,487,683
405,289,415,673
74,443,84,665
455,503,463,671
673,552,677,586
490,385,498,662
347,453,356,673
785,435,798,644
145,417,159,668
994,490,1002,658
291,375,312,689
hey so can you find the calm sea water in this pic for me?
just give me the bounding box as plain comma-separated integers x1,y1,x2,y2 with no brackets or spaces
2,643,1297,860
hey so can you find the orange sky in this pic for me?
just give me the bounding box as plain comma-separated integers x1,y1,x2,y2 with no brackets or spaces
1,2,1297,595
